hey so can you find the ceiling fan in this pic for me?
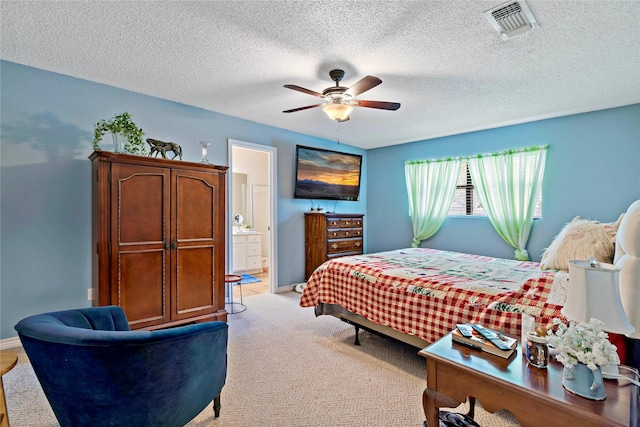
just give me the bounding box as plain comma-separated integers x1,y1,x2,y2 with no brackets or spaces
283,69,401,122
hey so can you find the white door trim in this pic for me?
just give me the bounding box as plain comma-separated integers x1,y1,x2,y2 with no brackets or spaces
227,139,278,293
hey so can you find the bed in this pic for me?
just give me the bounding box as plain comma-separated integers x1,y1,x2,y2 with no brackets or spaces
300,247,568,348
301,201,640,371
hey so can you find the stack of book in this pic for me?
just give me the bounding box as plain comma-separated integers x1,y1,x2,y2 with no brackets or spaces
451,324,517,358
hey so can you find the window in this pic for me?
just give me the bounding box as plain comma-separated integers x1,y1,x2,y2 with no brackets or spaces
449,161,542,218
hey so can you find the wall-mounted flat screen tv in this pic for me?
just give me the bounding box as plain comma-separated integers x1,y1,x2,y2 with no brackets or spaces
294,145,362,201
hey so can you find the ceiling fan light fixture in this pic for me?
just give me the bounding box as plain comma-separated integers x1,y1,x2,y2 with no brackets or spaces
284,69,400,121
323,103,353,121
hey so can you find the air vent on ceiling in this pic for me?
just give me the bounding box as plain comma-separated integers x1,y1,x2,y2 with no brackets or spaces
484,1,539,40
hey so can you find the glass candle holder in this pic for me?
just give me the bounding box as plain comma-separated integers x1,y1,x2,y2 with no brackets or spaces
526,332,549,369
199,141,211,163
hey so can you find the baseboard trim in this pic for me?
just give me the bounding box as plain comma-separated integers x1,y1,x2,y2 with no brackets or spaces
0,336,22,350
275,285,296,294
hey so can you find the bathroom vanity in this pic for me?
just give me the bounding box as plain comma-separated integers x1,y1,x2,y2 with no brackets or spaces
232,231,262,274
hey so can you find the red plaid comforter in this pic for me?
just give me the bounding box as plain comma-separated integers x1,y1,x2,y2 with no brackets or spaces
299,248,566,343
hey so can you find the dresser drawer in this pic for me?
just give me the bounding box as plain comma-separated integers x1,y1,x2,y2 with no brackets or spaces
327,229,361,239
247,256,262,271
350,218,363,228
327,218,341,228
327,217,362,229
327,238,363,255
339,219,358,228
234,235,247,244
247,234,261,244
247,242,261,257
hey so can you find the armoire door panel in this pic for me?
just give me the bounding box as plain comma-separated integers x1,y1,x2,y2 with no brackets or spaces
174,171,217,241
113,164,169,245
173,246,215,317
117,249,167,327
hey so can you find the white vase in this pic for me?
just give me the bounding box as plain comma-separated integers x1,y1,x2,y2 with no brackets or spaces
200,141,211,163
562,363,605,400
112,133,123,153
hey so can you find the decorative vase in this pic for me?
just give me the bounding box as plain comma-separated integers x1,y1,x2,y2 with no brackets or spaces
112,133,123,153
562,363,605,400
200,141,211,163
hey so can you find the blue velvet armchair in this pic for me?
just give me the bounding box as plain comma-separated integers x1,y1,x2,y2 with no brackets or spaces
15,306,228,427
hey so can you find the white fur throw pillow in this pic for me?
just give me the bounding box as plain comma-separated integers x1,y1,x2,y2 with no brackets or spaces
540,215,623,271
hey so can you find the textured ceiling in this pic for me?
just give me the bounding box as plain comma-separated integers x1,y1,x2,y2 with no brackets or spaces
2,1,639,149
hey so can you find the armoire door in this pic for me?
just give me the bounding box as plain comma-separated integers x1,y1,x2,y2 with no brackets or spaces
171,169,225,320
111,163,171,328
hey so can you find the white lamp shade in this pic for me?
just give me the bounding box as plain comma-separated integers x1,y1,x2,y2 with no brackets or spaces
562,260,635,334
323,104,353,121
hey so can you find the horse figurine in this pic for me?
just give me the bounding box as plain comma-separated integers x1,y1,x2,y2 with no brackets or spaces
147,138,183,160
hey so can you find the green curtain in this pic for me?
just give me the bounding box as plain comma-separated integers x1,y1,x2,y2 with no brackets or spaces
405,157,461,248
467,145,548,261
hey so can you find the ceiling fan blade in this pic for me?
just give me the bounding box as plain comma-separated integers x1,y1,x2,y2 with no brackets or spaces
345,76,382,97
282,104,325,113
354,100,401,111
283,84,323,98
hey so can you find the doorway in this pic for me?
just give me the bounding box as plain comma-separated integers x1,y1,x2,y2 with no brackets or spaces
228,139,277,296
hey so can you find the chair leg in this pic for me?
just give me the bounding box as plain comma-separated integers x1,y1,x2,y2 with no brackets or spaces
213,393,221,418
238,283,243,305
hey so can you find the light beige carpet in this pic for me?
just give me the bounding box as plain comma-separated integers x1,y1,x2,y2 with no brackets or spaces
4,292,520,426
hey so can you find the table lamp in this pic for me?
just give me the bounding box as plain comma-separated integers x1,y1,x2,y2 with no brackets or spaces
563,258,635,378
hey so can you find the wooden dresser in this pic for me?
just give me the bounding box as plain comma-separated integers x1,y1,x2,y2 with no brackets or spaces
304,213,364,280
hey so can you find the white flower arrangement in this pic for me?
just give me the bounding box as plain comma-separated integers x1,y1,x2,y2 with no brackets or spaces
546,318,620,371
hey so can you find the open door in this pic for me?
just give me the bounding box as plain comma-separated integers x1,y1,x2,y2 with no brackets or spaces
228,140,278,295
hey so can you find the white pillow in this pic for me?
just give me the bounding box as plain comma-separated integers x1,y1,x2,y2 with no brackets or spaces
540,215,622,271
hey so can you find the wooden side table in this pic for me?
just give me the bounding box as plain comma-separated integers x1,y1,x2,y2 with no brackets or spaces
419,332,634,427
0,351,18,427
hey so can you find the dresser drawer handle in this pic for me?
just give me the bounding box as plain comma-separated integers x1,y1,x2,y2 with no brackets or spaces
355,242,361,247
331,243,338,249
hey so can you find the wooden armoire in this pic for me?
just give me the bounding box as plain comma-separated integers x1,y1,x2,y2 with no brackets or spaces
90,150,228,329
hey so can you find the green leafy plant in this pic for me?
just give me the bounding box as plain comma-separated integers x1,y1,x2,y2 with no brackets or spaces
93,112,146,155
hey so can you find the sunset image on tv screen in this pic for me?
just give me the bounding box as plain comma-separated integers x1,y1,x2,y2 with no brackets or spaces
295,146,362,201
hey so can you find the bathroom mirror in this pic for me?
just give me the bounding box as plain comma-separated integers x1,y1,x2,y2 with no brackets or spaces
232,173,249,226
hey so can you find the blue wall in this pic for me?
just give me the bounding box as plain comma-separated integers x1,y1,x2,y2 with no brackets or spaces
1,59,638,340
367,105,640,259
0,60,366,339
